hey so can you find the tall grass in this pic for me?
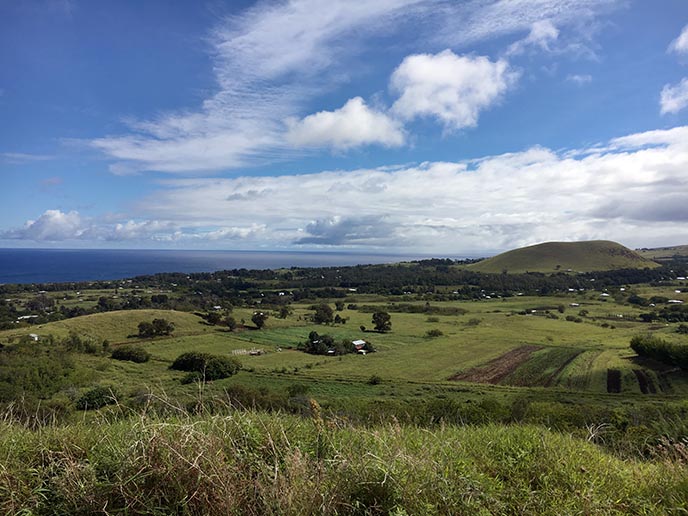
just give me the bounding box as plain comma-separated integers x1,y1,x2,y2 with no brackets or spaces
0,400,686,515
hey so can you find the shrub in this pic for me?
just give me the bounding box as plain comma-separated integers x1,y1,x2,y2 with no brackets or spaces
138,319,174,338
75,386,119,410
225,316,237,331
111,346,151,363
367,374,382,385
425,329,443,338
312,304,334,325
152,318,175,336
62,333,98,354
138,321,155,338
251,312,268,329
287,383,310,398
170,352,241,381
372,311,391,332
630,334,688,369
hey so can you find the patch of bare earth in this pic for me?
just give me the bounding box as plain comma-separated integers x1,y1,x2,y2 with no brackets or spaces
449,345,542,384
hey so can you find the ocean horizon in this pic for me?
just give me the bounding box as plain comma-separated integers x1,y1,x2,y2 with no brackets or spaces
0,248,464,285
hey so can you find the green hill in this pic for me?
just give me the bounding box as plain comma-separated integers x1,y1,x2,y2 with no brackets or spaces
469,240,660,274
0,309,204,344
636,244,688,260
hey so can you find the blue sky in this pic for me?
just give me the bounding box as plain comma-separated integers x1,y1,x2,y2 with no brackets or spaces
2,0,688,255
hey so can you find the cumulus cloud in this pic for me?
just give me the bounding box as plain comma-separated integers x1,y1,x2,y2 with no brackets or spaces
0,209,269,244
660,78,688,115
113,125,687,253
295,216,399,245
506,20,559,56
285,97,405,149
1,210,85,241
669,24,688,55
89,0,620,174
390,50,518,130
10,125,688,252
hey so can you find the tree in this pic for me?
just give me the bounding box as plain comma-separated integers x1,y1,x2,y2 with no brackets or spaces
278,305,292,319
225,316,237,331
152,318,175,336
372,311,391,333
138,321,156,338
335,301,345,311
205,311,222,325
139,318,174,338
312,304,334,324
252,311,268,329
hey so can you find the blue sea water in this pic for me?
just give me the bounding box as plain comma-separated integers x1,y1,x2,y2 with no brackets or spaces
0,248,436,284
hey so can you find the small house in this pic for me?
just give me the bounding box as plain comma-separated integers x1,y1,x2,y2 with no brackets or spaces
28,334,39,342
352,339,366,351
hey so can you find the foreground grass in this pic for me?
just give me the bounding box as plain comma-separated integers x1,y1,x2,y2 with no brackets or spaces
1,408,686,515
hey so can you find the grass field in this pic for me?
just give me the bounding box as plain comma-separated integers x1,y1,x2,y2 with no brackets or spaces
3,287,687,408
2,412,686,515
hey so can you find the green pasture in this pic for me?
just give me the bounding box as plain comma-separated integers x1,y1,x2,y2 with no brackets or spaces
3,291,688,404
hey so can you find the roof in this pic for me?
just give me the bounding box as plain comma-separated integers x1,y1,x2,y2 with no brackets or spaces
352,339,366,346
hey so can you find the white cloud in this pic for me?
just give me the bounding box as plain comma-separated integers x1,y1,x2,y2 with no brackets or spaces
11,125,688,252
0,209,269,244
507,20,559,56
1,152,55,164
1,210,85,241
91,0,421,173
103,125,686,253
566,74,592,85
660,78,688,115
669,24,688,55
390,50,518,130
285,97,405,149
89,0,620,174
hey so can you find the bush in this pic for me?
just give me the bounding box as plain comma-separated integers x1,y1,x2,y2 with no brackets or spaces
251,312,268,329
425,329,443,338
372,311,391,332
312,304,334,324
170,352,241,381
138,321,156,338
111,346,151,363
367,374,382,385
630,334,688,369
75,386,119,410
62,333,98,354
138,319,174,338
152,318,175,336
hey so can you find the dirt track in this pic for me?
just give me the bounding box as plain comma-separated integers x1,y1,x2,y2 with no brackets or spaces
450,345,542,384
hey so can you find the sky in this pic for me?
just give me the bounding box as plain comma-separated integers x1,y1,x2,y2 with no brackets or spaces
1,0,688,256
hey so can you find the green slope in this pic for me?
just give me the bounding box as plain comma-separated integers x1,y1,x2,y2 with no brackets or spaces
636,244,688,260
0,309,205,343
469,240,660,274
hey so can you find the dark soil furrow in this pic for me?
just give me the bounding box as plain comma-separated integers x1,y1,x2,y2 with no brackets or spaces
450,345,542,384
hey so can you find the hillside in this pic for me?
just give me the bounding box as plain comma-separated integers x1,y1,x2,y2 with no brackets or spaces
469,240,660,274
1,413,686,515
1,309,204,343
637,244,688,260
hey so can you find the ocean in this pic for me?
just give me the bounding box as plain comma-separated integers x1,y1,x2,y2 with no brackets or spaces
0,248,437,284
